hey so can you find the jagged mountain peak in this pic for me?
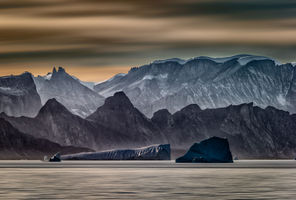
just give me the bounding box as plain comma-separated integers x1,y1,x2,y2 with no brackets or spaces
38,98,70,116
33,66,105,117
58,66,65,73
51,66,72,80
52,67,57,74
52,66,65,74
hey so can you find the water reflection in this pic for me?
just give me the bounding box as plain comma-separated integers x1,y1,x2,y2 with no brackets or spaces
0,161,295,199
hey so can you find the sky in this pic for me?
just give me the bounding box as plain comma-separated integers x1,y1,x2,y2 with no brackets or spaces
0,0,296,82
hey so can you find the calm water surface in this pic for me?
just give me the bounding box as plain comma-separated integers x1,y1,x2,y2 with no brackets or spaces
0,160,296,199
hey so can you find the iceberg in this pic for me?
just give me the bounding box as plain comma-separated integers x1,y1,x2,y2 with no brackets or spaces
176,137,233,163
61,144,171,160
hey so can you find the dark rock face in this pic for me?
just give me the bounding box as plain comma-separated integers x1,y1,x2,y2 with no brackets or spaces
1,98,105,150
0,118,92,159
0,72,42,117
157,102,296,159
2,93,165,151
176,137,233,163
95,55,296,117
87,91,166,149
33,67,105,118
62,144,171,160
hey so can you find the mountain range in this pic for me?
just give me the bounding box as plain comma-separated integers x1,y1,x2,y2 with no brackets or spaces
0,117,92,159
33,67,105,117
2,91,296,159
95,54,296,117
1,54,295,119
1,54,296,159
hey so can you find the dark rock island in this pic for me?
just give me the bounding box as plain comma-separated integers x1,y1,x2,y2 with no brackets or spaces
176,137,233,163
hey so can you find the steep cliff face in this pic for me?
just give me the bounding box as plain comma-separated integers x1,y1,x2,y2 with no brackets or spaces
34,67,105,118
0,72,42,117
87,91,166,147
95,55,296,117
0,118,92,159
2,93,165,151
1,98,100,150
152,103,296,159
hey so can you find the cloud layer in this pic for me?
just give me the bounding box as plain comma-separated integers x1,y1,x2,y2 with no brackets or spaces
1,0,296,81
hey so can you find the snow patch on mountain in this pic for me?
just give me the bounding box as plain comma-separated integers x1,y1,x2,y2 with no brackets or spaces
143,74,168,80
237,55,280,65
276,94,287,106
151,54,281,66
44,73,52,80
94,54,296,117
33,67,105,118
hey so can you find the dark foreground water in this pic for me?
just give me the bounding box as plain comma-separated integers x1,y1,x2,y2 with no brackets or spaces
0,160,296,199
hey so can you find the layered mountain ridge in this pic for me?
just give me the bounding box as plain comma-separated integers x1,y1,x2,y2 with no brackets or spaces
95,54,296,117
33,67,105,117
0,117,92,159
0,72,42,117
2,91,296,159
1,54,296,159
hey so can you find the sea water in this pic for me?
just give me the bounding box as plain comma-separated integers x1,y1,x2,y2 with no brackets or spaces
0,160,296,199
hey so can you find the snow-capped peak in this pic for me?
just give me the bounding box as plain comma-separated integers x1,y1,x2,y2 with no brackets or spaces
152,58,186,65
236,55,280,65
149,54,281,66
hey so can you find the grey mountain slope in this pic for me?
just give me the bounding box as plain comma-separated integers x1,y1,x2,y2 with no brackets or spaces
2,93,165,151
1,98,105,150
87,91,166,147
2,90,296,159
0,72,42,117
33,67,104,118
94,54,296,117
0,118,92,159
151,103,296,158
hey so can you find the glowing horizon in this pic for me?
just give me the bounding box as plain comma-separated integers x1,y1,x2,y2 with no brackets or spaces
1,0,296,81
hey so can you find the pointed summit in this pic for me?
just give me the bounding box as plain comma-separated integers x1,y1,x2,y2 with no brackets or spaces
52,67,57,74
38,98,70,116
103,91,134,110
87,91,145,123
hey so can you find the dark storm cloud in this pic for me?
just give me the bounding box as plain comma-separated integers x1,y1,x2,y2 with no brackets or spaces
0,0,296,81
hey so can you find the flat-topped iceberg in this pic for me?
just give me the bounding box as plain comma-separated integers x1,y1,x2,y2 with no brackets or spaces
176,137,233,163
61,144,171,160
